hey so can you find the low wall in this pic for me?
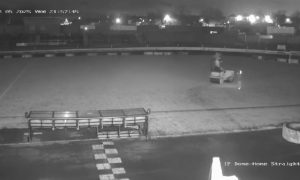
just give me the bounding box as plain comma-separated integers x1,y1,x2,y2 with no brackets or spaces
0,47,299,65
0,46,299,56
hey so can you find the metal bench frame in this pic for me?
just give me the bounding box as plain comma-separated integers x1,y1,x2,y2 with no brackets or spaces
25,108,150,141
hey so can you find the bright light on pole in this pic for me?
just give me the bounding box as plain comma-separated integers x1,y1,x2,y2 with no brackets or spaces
235,15,244,21
163,14,172,23
285,18,292,24
247,14,257,24
115,17,122,24
264,15,273,23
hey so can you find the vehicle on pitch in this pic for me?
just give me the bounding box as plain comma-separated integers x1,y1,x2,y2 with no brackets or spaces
210,52,236,84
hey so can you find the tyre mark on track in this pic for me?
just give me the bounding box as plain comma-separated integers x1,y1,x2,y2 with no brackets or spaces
152,104,300,114
0,62,29,101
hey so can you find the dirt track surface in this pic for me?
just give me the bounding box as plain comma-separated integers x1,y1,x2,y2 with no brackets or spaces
0,55,299,136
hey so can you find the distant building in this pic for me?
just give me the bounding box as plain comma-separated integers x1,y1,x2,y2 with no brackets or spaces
0,25,24,35
267,26,295,35
207,20,226,27
23,17,63,36
110,24,137,32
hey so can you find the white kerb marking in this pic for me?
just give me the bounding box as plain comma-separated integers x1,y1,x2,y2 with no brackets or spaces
112,167,126,174
94,153,107,160
105,148,118,154
107,157,122,164
92,144,104,150
96,163,111,170
99,174,115,180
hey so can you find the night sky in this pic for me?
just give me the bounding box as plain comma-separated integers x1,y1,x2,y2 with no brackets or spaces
0,0,299,16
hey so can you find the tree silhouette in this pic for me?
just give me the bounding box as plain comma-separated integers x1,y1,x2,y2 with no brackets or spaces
200,7,225,22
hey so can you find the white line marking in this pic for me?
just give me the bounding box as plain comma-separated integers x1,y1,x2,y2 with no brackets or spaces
112,167,126,174
0,63,28,101
103,141,114,146
99,174,115,180
94,153,107,160
105,148,118,154
119,178,130,180
96,163,111,170
107,157,122,164
92,144,104,150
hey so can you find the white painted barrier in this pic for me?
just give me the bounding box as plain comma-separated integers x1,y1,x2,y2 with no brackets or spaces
144,52,153,55
65,53,74,57
154,52,163,55
288,58,299,64
22,54,32,58
163,52,173,55
177,52,189,55
121,52,130,56
45,54,55,58
277,58,288,63
87,53,98,56
3,55,12,58
107,52,118,56
257,55,263,60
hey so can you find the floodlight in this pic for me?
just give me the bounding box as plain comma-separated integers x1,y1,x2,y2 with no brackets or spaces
247,14,257,24
264,15,273,23
115,17,122,24
285,18,292,24
163,14,172,23
235,15,244,21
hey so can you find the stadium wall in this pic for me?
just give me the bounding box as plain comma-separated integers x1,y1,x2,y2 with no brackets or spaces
0,46,299,64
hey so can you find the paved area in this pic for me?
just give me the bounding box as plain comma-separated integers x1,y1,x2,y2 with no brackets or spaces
117,129,300,180
0,55,300,137
0,129,300,180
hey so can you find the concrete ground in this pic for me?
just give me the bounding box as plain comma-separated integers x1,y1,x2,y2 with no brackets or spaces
0,129,300,180
0,55,300,136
